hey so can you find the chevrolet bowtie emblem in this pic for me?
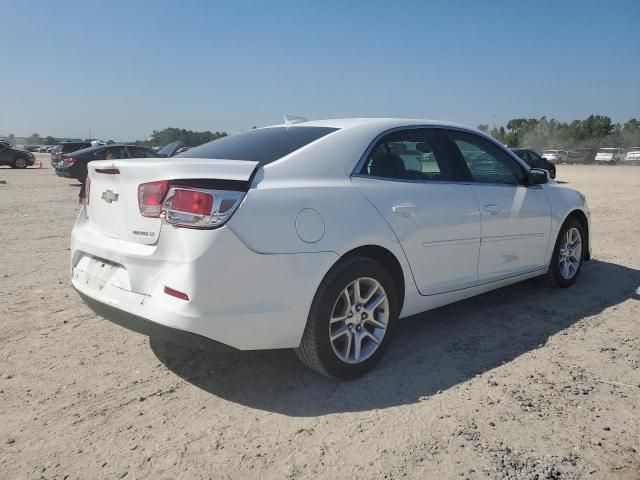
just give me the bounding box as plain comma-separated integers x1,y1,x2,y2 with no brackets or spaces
101,190,119,203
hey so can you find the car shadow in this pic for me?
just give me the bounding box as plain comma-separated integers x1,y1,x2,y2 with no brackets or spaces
150,259,640,416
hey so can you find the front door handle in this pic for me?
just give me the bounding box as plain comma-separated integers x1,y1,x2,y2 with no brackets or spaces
484,204,500,215
392,204,419,217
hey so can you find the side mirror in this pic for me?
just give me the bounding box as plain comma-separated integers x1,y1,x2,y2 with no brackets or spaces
527,168,548,185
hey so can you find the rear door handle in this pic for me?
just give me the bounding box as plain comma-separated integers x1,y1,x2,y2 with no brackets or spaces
392,204,419,217
484,204,500,215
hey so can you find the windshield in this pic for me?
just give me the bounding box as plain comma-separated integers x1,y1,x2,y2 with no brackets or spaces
179,126,339,165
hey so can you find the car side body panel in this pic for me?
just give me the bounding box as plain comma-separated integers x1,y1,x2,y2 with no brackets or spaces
227,180,422,318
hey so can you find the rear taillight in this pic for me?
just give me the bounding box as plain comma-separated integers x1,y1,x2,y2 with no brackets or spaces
161,187,245,228
63,156,78,165
138,181,169,217
170,189,214,216
80,177,91,205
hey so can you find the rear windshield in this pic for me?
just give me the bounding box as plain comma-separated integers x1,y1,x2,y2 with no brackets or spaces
61,143,91,153
179,126,339,165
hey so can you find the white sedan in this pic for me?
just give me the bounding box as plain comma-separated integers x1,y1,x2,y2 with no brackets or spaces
542,149,569,163
71,118,590,379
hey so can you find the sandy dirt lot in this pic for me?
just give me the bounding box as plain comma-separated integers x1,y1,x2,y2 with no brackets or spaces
1,157,639,480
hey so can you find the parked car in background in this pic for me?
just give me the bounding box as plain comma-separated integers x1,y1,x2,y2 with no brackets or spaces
568,148,597,164
55,144,165,181
0,141,36,168
594,147,625,164
71,118,591,378
542,150,569,163
623,147,640,165
25,145,40,152
511,148,556,179
50,142,92,166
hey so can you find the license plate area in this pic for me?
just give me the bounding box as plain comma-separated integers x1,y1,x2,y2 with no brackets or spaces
73,255,131,292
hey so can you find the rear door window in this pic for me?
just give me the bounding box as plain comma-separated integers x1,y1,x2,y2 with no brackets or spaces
102,146,127,160
359,128,455,181
126,146,158,158
180,126,339,165
529,150,542,162
62,143,90,154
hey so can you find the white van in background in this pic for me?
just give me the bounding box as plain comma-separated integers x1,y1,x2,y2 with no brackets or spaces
624,147,640,165
595,148,625,164
542,150,569,163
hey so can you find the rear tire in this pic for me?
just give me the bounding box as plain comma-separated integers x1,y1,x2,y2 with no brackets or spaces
295,256,399,379
545,217,585,288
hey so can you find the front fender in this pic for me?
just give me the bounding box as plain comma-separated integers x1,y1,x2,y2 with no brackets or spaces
543,184,591,265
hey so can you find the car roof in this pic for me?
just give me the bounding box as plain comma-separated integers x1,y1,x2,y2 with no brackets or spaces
264,117,474,131
242,117,531,180
66,144,142,155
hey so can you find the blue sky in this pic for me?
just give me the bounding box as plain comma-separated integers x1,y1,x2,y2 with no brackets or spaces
1,0,638,140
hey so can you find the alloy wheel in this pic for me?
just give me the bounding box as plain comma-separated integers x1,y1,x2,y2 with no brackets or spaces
559,227,582,280
329,277,389,364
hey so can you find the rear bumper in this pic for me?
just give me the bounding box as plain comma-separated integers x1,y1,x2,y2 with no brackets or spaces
71,211,339,350
55,168,72,177
76,289,235,352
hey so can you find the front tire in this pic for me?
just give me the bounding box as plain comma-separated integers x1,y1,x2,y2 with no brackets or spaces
295,256,399,379
545,217,585,288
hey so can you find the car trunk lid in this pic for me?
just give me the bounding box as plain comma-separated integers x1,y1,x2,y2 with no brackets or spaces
85,157,258,245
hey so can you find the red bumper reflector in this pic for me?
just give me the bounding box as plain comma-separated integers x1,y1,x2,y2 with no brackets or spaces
164,286,189,301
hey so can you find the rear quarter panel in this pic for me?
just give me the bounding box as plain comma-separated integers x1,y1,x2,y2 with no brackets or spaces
227,180,418,304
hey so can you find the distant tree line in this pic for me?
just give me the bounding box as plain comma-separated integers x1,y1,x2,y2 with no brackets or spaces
4,128,228,148
7,116,640,151
479,115,640,150
138,128,227,147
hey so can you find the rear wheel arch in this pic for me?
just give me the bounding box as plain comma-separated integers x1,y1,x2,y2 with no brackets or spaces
338,245,405,312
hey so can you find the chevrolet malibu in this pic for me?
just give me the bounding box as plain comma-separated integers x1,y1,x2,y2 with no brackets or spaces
71,119,590,379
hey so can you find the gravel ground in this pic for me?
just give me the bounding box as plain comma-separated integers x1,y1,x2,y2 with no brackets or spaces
1,157,639,479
